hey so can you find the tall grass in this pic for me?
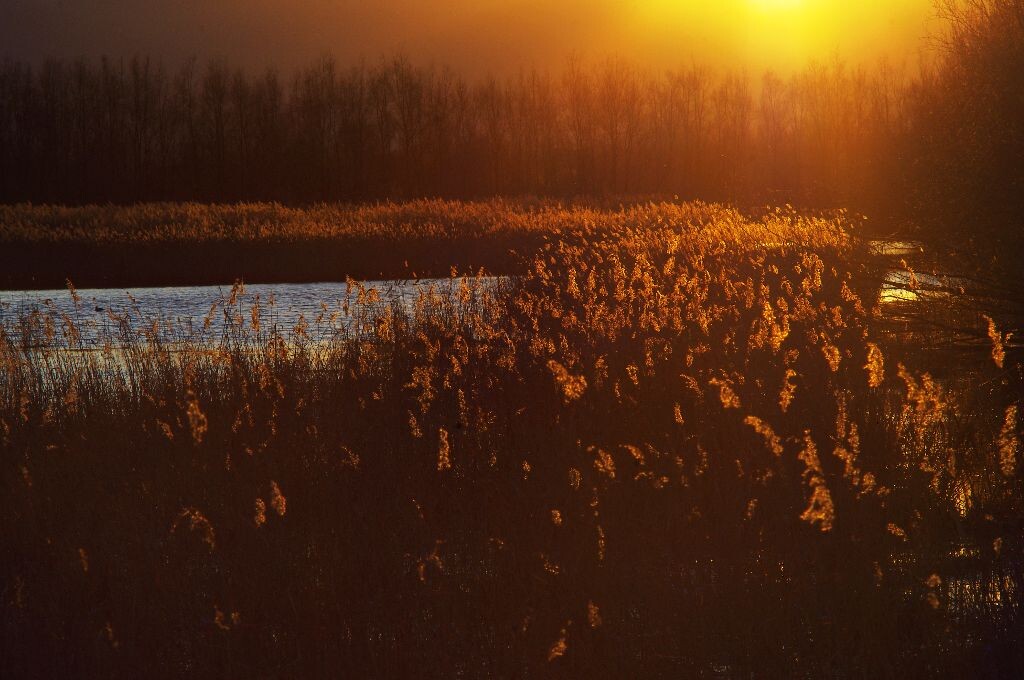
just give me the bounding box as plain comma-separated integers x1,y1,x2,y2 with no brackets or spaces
1,203,1021,677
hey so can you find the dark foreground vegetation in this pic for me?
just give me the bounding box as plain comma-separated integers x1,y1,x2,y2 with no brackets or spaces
2,204,1022,677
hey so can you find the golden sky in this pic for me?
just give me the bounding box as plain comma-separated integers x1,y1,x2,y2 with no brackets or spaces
1,0,940,73
630,1,939,71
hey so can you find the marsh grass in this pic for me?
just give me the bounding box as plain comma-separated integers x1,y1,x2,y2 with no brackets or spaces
1,203,1021,677
0,199,727,289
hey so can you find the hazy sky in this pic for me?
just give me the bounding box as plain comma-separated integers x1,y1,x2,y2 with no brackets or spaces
1,0,940,74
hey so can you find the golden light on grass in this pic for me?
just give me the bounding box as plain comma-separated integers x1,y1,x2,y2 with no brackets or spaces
3,198,1021,675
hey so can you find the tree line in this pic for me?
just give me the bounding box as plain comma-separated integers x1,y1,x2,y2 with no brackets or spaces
1,0,1021,271
0,54,912,212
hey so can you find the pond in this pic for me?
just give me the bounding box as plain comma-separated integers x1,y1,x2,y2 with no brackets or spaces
0,277,505,347
0,240,965,346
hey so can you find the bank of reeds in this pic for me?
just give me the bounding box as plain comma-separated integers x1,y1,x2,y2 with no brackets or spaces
2,204,1021,677
0,199,729,289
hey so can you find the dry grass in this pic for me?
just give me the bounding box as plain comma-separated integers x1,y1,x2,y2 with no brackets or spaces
1,202,1021,677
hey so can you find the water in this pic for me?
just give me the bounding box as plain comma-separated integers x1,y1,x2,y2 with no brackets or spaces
871,240,968,304
880,269,967,304
0,277,504,347
869,240,925,258
0,240,959,348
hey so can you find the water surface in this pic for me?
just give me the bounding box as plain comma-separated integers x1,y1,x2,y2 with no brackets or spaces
0,278,503,346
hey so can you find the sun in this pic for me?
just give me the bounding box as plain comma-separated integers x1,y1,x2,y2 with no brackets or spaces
749,0,804,9
632,1,932,74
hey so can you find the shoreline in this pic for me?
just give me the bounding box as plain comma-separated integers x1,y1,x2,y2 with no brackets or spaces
0,237,531,291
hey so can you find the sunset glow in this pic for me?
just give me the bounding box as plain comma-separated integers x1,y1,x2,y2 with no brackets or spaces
749,0,804,10
0,0,938,74
633,0,936,72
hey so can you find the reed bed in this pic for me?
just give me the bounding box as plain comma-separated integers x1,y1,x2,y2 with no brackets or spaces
0,200,732,244
0,199,727,289
1,203,1021,677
